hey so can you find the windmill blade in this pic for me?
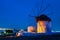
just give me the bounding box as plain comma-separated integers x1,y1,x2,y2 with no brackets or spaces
41,3,54,16
39,0,44,12
29,8,38,18
28,0,45,17
40,0,44,10
29,15,35,17
29,0,45,17
40,4,51,13
37,0,44,16
47,5,54,15
46,11,54,16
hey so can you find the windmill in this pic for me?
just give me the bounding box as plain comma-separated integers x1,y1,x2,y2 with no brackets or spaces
29,0,52,33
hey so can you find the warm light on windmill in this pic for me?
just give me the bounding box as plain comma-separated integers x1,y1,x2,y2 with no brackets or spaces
36,14,51,33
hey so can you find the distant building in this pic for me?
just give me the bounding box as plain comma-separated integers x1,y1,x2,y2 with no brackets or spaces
0,28,13,30
36,14,51,33
27,26,36,33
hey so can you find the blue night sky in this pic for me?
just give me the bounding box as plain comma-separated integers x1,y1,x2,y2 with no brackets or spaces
0,0,60,31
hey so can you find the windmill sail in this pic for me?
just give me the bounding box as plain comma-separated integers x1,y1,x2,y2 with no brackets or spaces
29,0,52,33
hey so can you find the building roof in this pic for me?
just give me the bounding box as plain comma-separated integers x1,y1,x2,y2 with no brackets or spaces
36,14,51,22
